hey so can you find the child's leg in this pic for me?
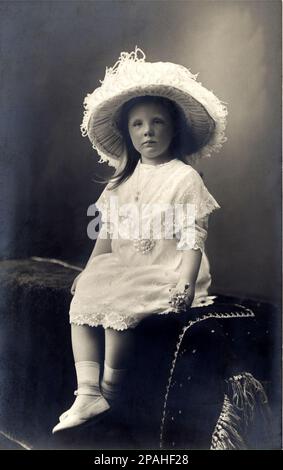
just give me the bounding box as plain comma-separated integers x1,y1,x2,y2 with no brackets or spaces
71,323,104,363
105,327,135,368
101,328,135,404
52,325,109,433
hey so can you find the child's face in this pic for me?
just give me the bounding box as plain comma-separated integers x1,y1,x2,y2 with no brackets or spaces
127,101,175,162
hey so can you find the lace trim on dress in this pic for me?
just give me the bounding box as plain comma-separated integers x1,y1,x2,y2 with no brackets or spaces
70,311,140,331
175,214,209,252
174,171,219,251
70,295,218,331
177,181,220,220
175,222,208,252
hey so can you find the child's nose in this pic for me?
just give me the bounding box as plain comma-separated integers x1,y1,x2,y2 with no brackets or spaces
144,125,154,136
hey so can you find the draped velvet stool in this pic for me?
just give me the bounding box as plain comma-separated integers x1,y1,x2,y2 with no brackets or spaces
0,258,280,449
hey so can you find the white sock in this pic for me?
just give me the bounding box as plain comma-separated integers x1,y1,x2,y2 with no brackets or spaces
68,361,102,412
75,360,101,396
101,363,127,402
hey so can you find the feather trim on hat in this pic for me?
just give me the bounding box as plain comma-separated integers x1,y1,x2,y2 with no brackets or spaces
81,47,228,169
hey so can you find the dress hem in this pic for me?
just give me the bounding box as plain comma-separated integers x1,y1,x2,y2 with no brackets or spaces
69,296,217,331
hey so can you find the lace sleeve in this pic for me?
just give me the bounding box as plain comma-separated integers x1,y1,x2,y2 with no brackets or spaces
174,170,220,252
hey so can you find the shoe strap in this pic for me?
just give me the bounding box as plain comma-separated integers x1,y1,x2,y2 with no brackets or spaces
74,388,101,397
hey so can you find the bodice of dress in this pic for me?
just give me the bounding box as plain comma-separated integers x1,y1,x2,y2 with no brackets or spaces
95,158,220,266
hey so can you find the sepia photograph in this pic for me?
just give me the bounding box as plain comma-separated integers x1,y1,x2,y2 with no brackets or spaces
0,0,281,457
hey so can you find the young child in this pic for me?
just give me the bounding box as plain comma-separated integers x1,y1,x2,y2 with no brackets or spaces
52,47,228,433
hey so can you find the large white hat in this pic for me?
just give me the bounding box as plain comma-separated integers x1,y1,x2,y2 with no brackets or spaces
81,47,228,168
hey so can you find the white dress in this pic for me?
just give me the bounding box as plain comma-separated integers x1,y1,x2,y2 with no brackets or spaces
69,158,220,330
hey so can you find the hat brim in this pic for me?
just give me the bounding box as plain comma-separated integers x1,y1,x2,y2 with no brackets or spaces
87,85,216,162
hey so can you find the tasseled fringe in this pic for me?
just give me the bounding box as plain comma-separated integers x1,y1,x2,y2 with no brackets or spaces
211,395,246,450
227,372,268,428
211,372,269,450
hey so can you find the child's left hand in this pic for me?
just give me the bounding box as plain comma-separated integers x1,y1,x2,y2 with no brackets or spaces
168,280,195,312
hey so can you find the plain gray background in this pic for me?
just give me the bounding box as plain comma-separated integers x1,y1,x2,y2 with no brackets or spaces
0,0,281,303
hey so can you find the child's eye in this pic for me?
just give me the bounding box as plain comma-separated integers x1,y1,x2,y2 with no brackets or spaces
153,118,164,124
133,121,142,127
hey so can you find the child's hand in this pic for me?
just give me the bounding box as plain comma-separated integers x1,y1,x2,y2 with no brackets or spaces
168,281,195,312
70,272,83,296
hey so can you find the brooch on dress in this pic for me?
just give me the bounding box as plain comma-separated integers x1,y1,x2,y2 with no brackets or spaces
132,238,156,254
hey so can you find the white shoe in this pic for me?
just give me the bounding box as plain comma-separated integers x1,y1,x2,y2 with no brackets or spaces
58,389,102,422
59,409,71,422
52,395,110,433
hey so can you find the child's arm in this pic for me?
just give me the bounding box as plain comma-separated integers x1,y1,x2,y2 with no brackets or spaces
169,214,208,310
178,248,202,287
169,170,220,311
171,249,202,308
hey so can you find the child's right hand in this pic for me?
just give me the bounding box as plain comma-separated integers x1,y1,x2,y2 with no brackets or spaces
168,282,195,312
70,272,83,296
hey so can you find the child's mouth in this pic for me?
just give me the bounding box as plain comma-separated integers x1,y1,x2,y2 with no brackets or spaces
143,141,157,146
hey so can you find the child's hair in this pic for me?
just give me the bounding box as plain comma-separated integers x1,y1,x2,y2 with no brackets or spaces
93,95,198,190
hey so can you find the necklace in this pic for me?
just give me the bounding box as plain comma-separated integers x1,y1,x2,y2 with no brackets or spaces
132,160,157,254
134,158,177,202
134,161,154,203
